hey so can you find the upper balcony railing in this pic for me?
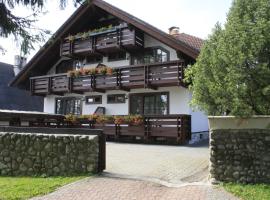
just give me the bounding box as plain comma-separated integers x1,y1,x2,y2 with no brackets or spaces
60,24,144,57
30,60,186,96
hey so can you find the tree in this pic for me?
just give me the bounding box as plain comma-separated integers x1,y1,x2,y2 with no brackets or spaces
0,0,88,55
185,0,270,116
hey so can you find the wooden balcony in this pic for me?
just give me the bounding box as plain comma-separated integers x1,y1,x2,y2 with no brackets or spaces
0,111,191,144
30,60,186,96
60,26,144,57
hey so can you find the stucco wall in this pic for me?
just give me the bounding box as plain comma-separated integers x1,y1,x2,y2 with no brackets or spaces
44,86,209,132
43,34,209,133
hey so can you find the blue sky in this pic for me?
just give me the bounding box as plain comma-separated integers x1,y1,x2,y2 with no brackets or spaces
0,0,232,64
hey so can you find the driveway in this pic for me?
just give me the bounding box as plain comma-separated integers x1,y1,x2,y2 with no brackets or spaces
32,141,239,200
104,141,209,185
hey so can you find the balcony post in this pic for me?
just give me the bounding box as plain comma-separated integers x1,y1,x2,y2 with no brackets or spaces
30,79,34,95
144,65,147,88
47,77,52,94
68,76,73,93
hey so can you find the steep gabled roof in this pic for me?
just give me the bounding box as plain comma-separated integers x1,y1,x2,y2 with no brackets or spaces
175,33,204,52
10,0,202,88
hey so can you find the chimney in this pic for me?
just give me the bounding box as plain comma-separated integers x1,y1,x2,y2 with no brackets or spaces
169,26,180,37
14,55,27,76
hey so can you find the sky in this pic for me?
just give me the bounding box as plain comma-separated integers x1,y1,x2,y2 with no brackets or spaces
0,0,233,65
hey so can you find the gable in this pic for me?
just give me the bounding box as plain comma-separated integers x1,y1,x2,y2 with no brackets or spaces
10,0,200,88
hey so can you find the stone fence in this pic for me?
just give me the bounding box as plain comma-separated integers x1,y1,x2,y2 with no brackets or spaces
209,116,270,184
0,127,105,176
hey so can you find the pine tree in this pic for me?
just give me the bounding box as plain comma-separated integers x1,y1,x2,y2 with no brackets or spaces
0,0,87,55
185,0,270,116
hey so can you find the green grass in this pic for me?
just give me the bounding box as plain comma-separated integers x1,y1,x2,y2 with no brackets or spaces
0,176,86,200
223,183,270,200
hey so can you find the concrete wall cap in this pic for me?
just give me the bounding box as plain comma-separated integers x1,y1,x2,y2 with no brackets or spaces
208,116,270,130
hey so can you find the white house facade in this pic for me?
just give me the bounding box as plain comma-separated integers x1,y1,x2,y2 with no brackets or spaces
11,0,209,142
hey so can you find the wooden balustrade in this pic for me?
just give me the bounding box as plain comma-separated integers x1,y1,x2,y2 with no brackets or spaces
71,114,191,144
60,26,144,57
30,60,185,96
0,110,191,144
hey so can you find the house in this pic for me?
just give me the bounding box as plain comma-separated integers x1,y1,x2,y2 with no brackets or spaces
0,60,43,111
10,0,209,141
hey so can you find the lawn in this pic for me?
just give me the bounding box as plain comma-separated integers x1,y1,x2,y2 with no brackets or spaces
224,183,270,200
0,176,86,200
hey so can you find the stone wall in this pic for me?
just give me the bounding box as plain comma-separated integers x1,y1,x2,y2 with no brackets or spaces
0,132,101,176
210,129,270,184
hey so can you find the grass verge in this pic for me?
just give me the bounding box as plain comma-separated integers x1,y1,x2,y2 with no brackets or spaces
223,183,270,200
0,176,86,200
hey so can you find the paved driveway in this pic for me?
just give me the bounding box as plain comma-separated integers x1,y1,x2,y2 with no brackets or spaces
105,141,209,185
32,141,239,200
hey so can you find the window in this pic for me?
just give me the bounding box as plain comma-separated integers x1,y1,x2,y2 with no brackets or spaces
130,92,169,115
85,95,102,104
107,94,126,104
108,52,126,61
55,97,82,115
86,55,103,64
132,47,169,65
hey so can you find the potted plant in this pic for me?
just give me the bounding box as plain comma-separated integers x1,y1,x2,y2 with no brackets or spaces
64,114,79,126
67,70,75,78
106,67,114,76
95,115,115,136
67,35,75,42
117,115,145,137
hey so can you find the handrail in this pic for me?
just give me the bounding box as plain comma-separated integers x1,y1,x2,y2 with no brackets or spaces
30,60,186,95
30,60,184,79
30,73,67,79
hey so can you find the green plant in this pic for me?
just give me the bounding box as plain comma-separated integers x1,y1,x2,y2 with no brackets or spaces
88,114,98,121
74,70,81,77
130,115,144,126
95,115,114,124
67,35,75,42
0,176,86,200
98,67,107,75
106,67,114,75
185,0,270,116
67,70,75,77
64,114,78,124
114,116,125,125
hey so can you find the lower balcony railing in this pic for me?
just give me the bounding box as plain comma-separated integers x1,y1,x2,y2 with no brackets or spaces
0,111,191,144
30,60,186,96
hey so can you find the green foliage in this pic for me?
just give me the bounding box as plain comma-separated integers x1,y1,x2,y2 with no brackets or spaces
223,183,270,200
185,0,270,116
0,176,86,200
0,0,89,55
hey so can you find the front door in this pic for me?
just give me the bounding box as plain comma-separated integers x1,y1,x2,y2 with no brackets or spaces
129,92,169,115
